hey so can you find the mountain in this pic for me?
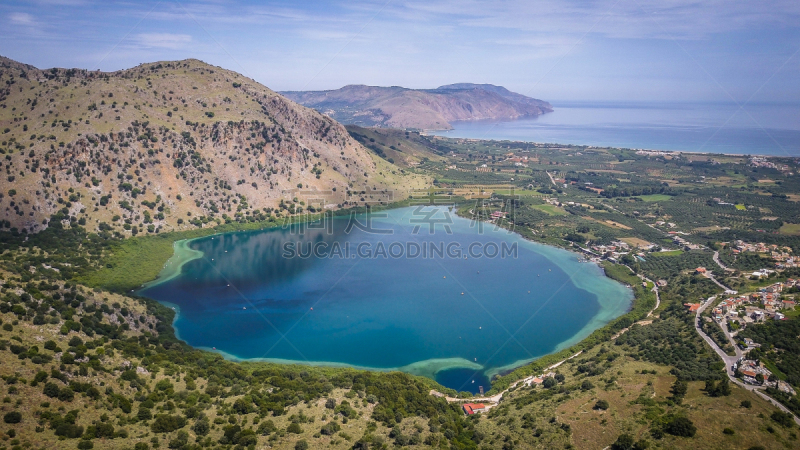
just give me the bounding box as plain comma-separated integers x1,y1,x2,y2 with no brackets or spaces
0,57,425,235
280,84,552,131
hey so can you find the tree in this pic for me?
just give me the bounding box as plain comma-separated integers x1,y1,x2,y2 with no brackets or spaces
594,400,610,410
581,380,594,390
325,397,336,409
295,440,309,450
43,382,61,398
670,380,688,403
257,419,276,435
771,411,794,428
3,411,21,424
611,434,634,450
151,415,187,433
665,417,696,437
191,417,210,436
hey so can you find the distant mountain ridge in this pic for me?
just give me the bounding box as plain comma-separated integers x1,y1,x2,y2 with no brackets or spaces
281,83,552,130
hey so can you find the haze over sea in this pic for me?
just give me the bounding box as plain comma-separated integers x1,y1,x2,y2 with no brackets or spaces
141,207,632,393
433,101,800,157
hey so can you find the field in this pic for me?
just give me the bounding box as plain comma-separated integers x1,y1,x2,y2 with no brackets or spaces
532,204,568,215
636,194,673,202
621,237,653,248
779,223,800,235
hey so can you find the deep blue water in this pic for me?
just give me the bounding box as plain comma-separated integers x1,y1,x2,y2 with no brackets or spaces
141,207,631,393
432,101,800,156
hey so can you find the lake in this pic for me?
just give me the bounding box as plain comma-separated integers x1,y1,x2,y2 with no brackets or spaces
141,206,632,393
432,101,800,156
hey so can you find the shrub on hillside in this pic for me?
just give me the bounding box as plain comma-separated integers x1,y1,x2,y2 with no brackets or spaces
151,414,187,433
3,411,21,424
665,416,696,437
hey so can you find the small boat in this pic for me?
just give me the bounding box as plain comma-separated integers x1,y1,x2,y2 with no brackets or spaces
461,292,464,295
243,307,246,310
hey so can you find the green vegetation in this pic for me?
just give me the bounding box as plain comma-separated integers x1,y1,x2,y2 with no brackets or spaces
2,96,800,448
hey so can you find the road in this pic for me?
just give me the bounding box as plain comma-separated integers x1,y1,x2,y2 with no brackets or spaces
694,295,800,425
712,251,727,271
546,171,557,187
642,276,660,317
705,270,733,292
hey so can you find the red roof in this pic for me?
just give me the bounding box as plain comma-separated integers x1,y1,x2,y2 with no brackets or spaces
741,370,757,377
462,403,486,415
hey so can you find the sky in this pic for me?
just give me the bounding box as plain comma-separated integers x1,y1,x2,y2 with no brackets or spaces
1,0,799,102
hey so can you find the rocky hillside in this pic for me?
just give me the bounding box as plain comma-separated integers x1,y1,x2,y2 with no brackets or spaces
281,84,552,130
0,57,426,235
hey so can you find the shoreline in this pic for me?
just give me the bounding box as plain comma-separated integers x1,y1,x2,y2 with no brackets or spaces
141,205,634,391
426,120,793,158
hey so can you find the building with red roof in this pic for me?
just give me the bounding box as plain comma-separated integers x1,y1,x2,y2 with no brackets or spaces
462,403,486,415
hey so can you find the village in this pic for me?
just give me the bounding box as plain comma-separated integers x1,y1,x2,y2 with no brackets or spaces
685,278,798,395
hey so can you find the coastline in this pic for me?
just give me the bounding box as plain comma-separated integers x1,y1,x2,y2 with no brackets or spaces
204,347,483,380
140,238,206,290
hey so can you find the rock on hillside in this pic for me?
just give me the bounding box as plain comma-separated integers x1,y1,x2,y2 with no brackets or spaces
281,84,552,130
0,57,424,235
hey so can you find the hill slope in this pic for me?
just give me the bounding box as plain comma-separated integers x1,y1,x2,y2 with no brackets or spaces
0,57,426,235
281,84,552,130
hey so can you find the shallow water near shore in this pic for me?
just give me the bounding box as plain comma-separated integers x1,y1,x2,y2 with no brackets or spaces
140,206,632,393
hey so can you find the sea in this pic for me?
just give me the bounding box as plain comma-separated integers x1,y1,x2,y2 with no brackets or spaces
140,206,632,393
431,101,800,157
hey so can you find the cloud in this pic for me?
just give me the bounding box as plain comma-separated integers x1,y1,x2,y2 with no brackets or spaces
9,12,35,26
134,32,192,50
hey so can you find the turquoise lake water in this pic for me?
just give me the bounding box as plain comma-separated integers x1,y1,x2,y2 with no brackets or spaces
432,101,800,156
141,206,632,393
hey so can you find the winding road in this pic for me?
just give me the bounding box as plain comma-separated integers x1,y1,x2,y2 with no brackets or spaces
694,295,800,425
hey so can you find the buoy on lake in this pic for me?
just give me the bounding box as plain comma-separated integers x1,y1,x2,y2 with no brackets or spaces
243,307,246,310
443,276,446,278
461,292,464,295
310,307,313,311
479,326,482,329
